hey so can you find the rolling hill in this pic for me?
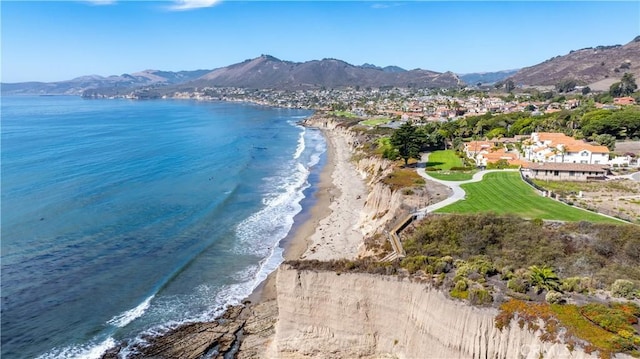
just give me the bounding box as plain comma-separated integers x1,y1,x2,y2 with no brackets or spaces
506,36,640,89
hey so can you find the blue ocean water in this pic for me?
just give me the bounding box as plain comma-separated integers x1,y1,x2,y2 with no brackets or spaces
0,96,323,358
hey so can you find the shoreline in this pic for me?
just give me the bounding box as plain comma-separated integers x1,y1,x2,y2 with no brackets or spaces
102,117,365,358
247,124,338,303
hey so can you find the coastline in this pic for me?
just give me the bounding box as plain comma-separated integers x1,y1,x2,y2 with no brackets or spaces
247,123,340,303
102,117,365,358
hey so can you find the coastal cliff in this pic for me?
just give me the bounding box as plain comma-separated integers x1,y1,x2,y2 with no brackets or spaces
270,266,600,359
302,115,404,241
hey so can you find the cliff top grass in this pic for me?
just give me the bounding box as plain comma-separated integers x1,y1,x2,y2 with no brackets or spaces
329,110,358,118
426,150,464,170
435,172,621,223
382,167,425,190
360,117,391,126
425,150,476,181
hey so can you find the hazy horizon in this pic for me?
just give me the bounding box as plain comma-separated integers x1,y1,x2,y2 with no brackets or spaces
2,1,639,83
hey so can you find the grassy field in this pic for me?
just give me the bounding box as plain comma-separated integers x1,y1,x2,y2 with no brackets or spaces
330,110,358,118
360,117,390,126
426,150,463,170
425,150,475,181
426,171,474,181
435,172,621,223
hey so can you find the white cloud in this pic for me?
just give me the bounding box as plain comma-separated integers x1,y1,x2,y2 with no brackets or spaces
169,0,222,11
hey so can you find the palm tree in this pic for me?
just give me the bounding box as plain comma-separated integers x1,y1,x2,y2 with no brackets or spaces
529,265,561,294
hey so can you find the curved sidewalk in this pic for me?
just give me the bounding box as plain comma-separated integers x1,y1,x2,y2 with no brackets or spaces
414,152,517,217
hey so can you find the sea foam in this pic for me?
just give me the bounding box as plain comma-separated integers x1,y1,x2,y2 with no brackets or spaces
107,295,155,328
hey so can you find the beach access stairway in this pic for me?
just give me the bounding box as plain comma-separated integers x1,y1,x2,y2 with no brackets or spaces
380,214,415,262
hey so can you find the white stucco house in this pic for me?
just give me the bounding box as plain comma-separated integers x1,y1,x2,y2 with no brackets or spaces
523,132,609,165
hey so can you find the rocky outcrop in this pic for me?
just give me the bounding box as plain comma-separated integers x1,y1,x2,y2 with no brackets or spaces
101,301,278,359
270,266,601,359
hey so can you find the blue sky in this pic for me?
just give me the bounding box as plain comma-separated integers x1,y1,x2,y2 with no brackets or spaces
1,1,639,83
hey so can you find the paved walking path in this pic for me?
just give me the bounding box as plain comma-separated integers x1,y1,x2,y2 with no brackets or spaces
414,152,518,218
611,171,640,182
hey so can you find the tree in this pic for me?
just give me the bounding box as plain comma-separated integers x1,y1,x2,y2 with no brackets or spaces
391,121,423,166
555,79,577,93
581,86,591,95
610,73,638,97
594,133,616,151
505,80,515,93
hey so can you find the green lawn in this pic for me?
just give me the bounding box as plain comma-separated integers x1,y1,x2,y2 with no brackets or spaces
426,150,463,170
426,171,474,181
425,150,475,181
330,110,358,118
360,117,390,126
435,172,621,223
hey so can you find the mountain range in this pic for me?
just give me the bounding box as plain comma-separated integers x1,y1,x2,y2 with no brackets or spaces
505,36,640,90
2,37,639,95
1,69,210,96
2,56,464,96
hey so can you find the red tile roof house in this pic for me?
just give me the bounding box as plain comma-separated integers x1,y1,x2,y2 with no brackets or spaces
521,163,608,182
524,132,609,165
464,140,524,167
613,97,636,106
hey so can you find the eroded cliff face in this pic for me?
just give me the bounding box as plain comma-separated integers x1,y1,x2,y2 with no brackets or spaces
302,116,405,240
270,267,600,359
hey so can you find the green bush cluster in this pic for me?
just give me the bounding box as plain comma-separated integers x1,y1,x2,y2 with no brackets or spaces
545,291,565,304
400,255,453,275
403,214,640,288
611,279,638,299
468,287,493,305
507,277,529,294
560,277,592,294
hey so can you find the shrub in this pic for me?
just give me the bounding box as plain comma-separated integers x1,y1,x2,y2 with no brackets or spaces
450,288,468,300
611,279,637,299
454,279,468,291
561,277,586,293
545,291,565,304
433,258,451,274
401,255,428,274
500,265,515,280
529,265,561,294
468,287,493,305
507,277,529,293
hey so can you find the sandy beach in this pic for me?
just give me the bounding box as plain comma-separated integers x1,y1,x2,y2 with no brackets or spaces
249,121,366,303
300,127,366,261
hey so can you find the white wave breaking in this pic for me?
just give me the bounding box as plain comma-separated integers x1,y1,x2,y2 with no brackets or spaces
293,126,306,160
36,337,116,359
107,295,154,328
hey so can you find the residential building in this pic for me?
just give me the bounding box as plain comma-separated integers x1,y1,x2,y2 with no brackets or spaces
522,163,607,181
523,132,609,165
613,97,636,106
